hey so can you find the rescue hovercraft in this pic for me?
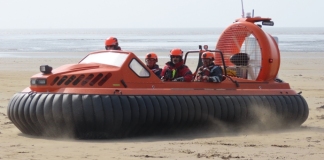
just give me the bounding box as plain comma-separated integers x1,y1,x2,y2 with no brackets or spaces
7,16,308,139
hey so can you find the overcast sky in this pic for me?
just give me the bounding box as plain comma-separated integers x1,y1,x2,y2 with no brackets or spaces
1,0,323,29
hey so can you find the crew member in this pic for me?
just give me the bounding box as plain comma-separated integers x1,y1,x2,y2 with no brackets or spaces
145,52,161,78
194,51,223,82
161,48,192,82
105,37,121,50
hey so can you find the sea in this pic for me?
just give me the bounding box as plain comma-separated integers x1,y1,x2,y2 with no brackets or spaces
0,27,323,58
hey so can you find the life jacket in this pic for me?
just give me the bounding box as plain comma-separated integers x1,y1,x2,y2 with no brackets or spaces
163,62,185,81
149,64,162,78
161,61,192,82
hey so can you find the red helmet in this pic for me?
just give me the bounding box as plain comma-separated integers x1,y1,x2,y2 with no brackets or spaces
201,51,214,60
145,52,158,62
170,48,183,57
105,37,118,46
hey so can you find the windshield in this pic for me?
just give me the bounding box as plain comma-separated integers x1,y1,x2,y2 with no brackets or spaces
79,52,128,67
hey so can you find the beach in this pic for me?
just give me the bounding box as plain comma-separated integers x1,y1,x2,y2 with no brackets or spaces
0,52,324,159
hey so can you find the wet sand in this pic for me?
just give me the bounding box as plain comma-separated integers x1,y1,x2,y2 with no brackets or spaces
0,52,324,159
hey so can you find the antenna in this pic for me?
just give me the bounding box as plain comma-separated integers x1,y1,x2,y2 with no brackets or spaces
241,0,245,18
252,9,254,17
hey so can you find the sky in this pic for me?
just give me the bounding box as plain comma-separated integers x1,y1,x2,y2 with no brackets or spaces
1,0,323,29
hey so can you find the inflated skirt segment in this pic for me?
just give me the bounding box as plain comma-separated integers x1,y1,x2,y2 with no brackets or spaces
8,92,308,138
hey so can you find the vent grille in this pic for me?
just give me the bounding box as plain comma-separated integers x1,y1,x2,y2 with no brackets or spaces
81,74,94,86
50,73,111,86
73,75,85,85
89,74,103,86
57,76,68,85
98,73,112,86
51,77,60,86
64,75,76,85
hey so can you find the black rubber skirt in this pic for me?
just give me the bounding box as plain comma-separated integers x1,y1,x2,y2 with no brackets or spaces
7,92,308,138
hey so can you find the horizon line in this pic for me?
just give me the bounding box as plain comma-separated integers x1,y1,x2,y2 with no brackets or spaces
1,26,323,30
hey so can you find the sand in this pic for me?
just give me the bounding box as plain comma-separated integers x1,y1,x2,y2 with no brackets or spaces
0,52,324,159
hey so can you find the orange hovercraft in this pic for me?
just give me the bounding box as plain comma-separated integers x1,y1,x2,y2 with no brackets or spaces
7,16,308,139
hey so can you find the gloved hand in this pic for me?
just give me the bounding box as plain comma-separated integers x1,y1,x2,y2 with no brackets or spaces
172,77,184,82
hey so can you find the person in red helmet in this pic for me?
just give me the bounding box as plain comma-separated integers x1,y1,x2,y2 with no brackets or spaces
161,48,192,82
105,37,121,50
145,52,162,78
194,51,223,82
